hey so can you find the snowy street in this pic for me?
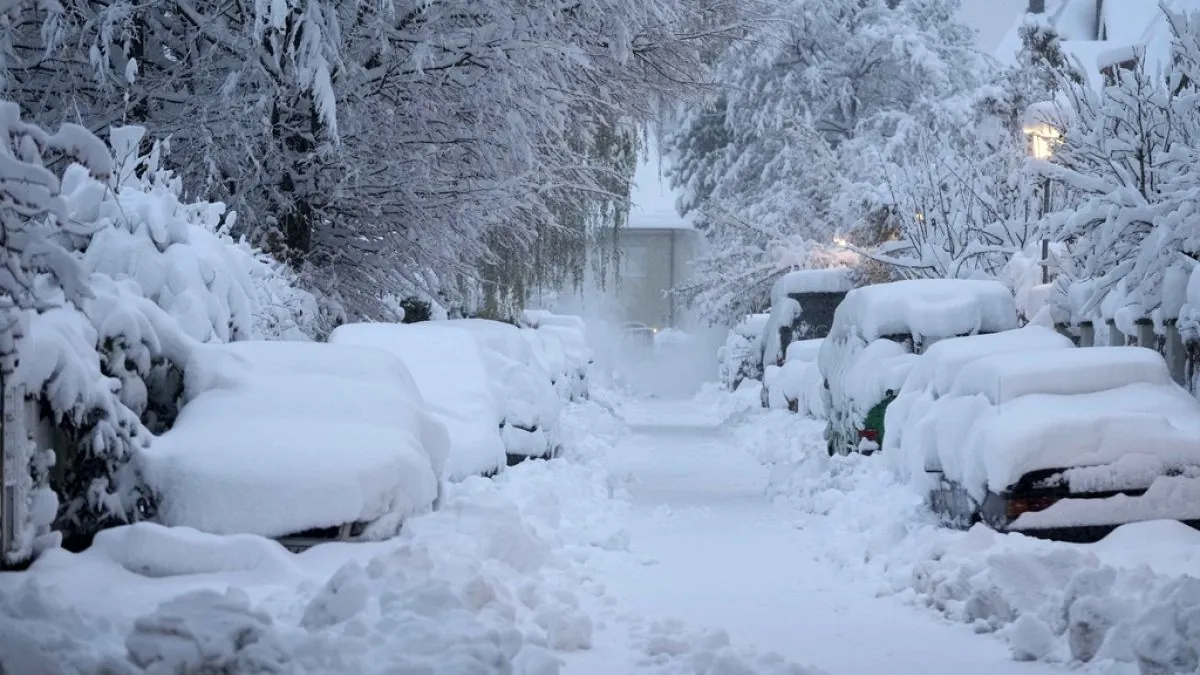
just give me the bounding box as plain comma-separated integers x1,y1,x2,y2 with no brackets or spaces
563,398,1063,675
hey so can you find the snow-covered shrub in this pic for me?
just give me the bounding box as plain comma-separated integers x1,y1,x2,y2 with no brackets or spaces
7,120,323,562
0,101,154,566
718,313,768,390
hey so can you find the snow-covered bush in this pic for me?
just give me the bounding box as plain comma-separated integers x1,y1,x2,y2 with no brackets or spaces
6,118,323,563
0,101,159,565
718,313,769,390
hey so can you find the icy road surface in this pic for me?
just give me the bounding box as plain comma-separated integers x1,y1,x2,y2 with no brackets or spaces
562,398,1062,675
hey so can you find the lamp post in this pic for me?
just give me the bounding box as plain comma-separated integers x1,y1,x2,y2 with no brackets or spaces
1023,120,1061,284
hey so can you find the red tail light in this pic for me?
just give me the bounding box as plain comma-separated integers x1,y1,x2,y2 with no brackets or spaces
1005,495,1061,519
858,428,879,443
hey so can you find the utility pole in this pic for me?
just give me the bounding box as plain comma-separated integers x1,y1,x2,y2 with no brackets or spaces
1041,176,1051,284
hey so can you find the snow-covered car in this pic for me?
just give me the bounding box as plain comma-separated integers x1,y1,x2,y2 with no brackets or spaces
918,346,1200,541
621,321,655,350
143,341,449,549
818,279,1018,456
761,268,854,369
718,313,770,390
330,322,508,481
520,310,593,401
445,318,562,464
762,339,826,416
884,325,1074,470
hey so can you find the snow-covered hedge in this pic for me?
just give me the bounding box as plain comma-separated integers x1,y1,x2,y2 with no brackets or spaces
9,117,322,564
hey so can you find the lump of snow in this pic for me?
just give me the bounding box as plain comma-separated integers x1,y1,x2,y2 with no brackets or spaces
144,341,446,538
123,588,291,673
785,339,823,364
330,322,507,480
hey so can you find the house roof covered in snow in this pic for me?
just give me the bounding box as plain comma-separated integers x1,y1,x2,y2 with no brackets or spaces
627,135,694,230
991,0,1200,87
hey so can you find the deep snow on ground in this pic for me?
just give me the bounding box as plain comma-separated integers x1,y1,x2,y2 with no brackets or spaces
3,383,1198,674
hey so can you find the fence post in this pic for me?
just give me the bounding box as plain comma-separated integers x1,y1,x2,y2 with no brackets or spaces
1079,321,1095,348
1106,319,1125,346
1136,320,1156,350
0,372,18,566
1165,320,1187,386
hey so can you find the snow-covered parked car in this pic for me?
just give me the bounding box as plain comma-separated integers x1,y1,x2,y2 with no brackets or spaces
884,325,1074,465
143,341,449,548
718,313,769,391
445,318,563,464
818,279,1018,456
520,310,593,401
762,339,826,417
330,322,508,481
761,268,854,370
917,346,1200,541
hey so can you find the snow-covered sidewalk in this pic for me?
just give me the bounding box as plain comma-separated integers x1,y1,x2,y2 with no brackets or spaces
564,398,1065,675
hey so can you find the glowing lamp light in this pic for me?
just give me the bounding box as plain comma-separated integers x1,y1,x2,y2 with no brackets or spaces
1023,121,1061,160
832,236,849,247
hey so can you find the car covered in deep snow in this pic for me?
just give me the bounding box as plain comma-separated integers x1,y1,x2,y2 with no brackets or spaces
143,341,449,549
330,322,508,481
444,318,563,464
762,339,826,417
819,279,1018,455
914,346,1200,541
520,310,593,401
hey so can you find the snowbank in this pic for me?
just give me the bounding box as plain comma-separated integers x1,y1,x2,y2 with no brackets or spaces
330,322,508,480
145,341,447,538
726,397,1200,673
0,409,634,675
911,521,1200,668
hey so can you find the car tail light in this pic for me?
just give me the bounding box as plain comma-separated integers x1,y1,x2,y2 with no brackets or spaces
1005,495,1061,519
858,428,879,443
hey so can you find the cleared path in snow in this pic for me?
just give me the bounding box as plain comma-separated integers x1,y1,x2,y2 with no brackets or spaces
563,398,1061,675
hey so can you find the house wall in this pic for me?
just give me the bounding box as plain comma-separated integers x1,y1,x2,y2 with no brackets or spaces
614,227,699,328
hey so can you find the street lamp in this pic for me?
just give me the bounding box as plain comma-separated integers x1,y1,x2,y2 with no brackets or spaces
1023,119,1061,284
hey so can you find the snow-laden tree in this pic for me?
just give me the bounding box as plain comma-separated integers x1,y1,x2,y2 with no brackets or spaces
1033,7,1200,323
2,0,750,320
666,0,985,324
